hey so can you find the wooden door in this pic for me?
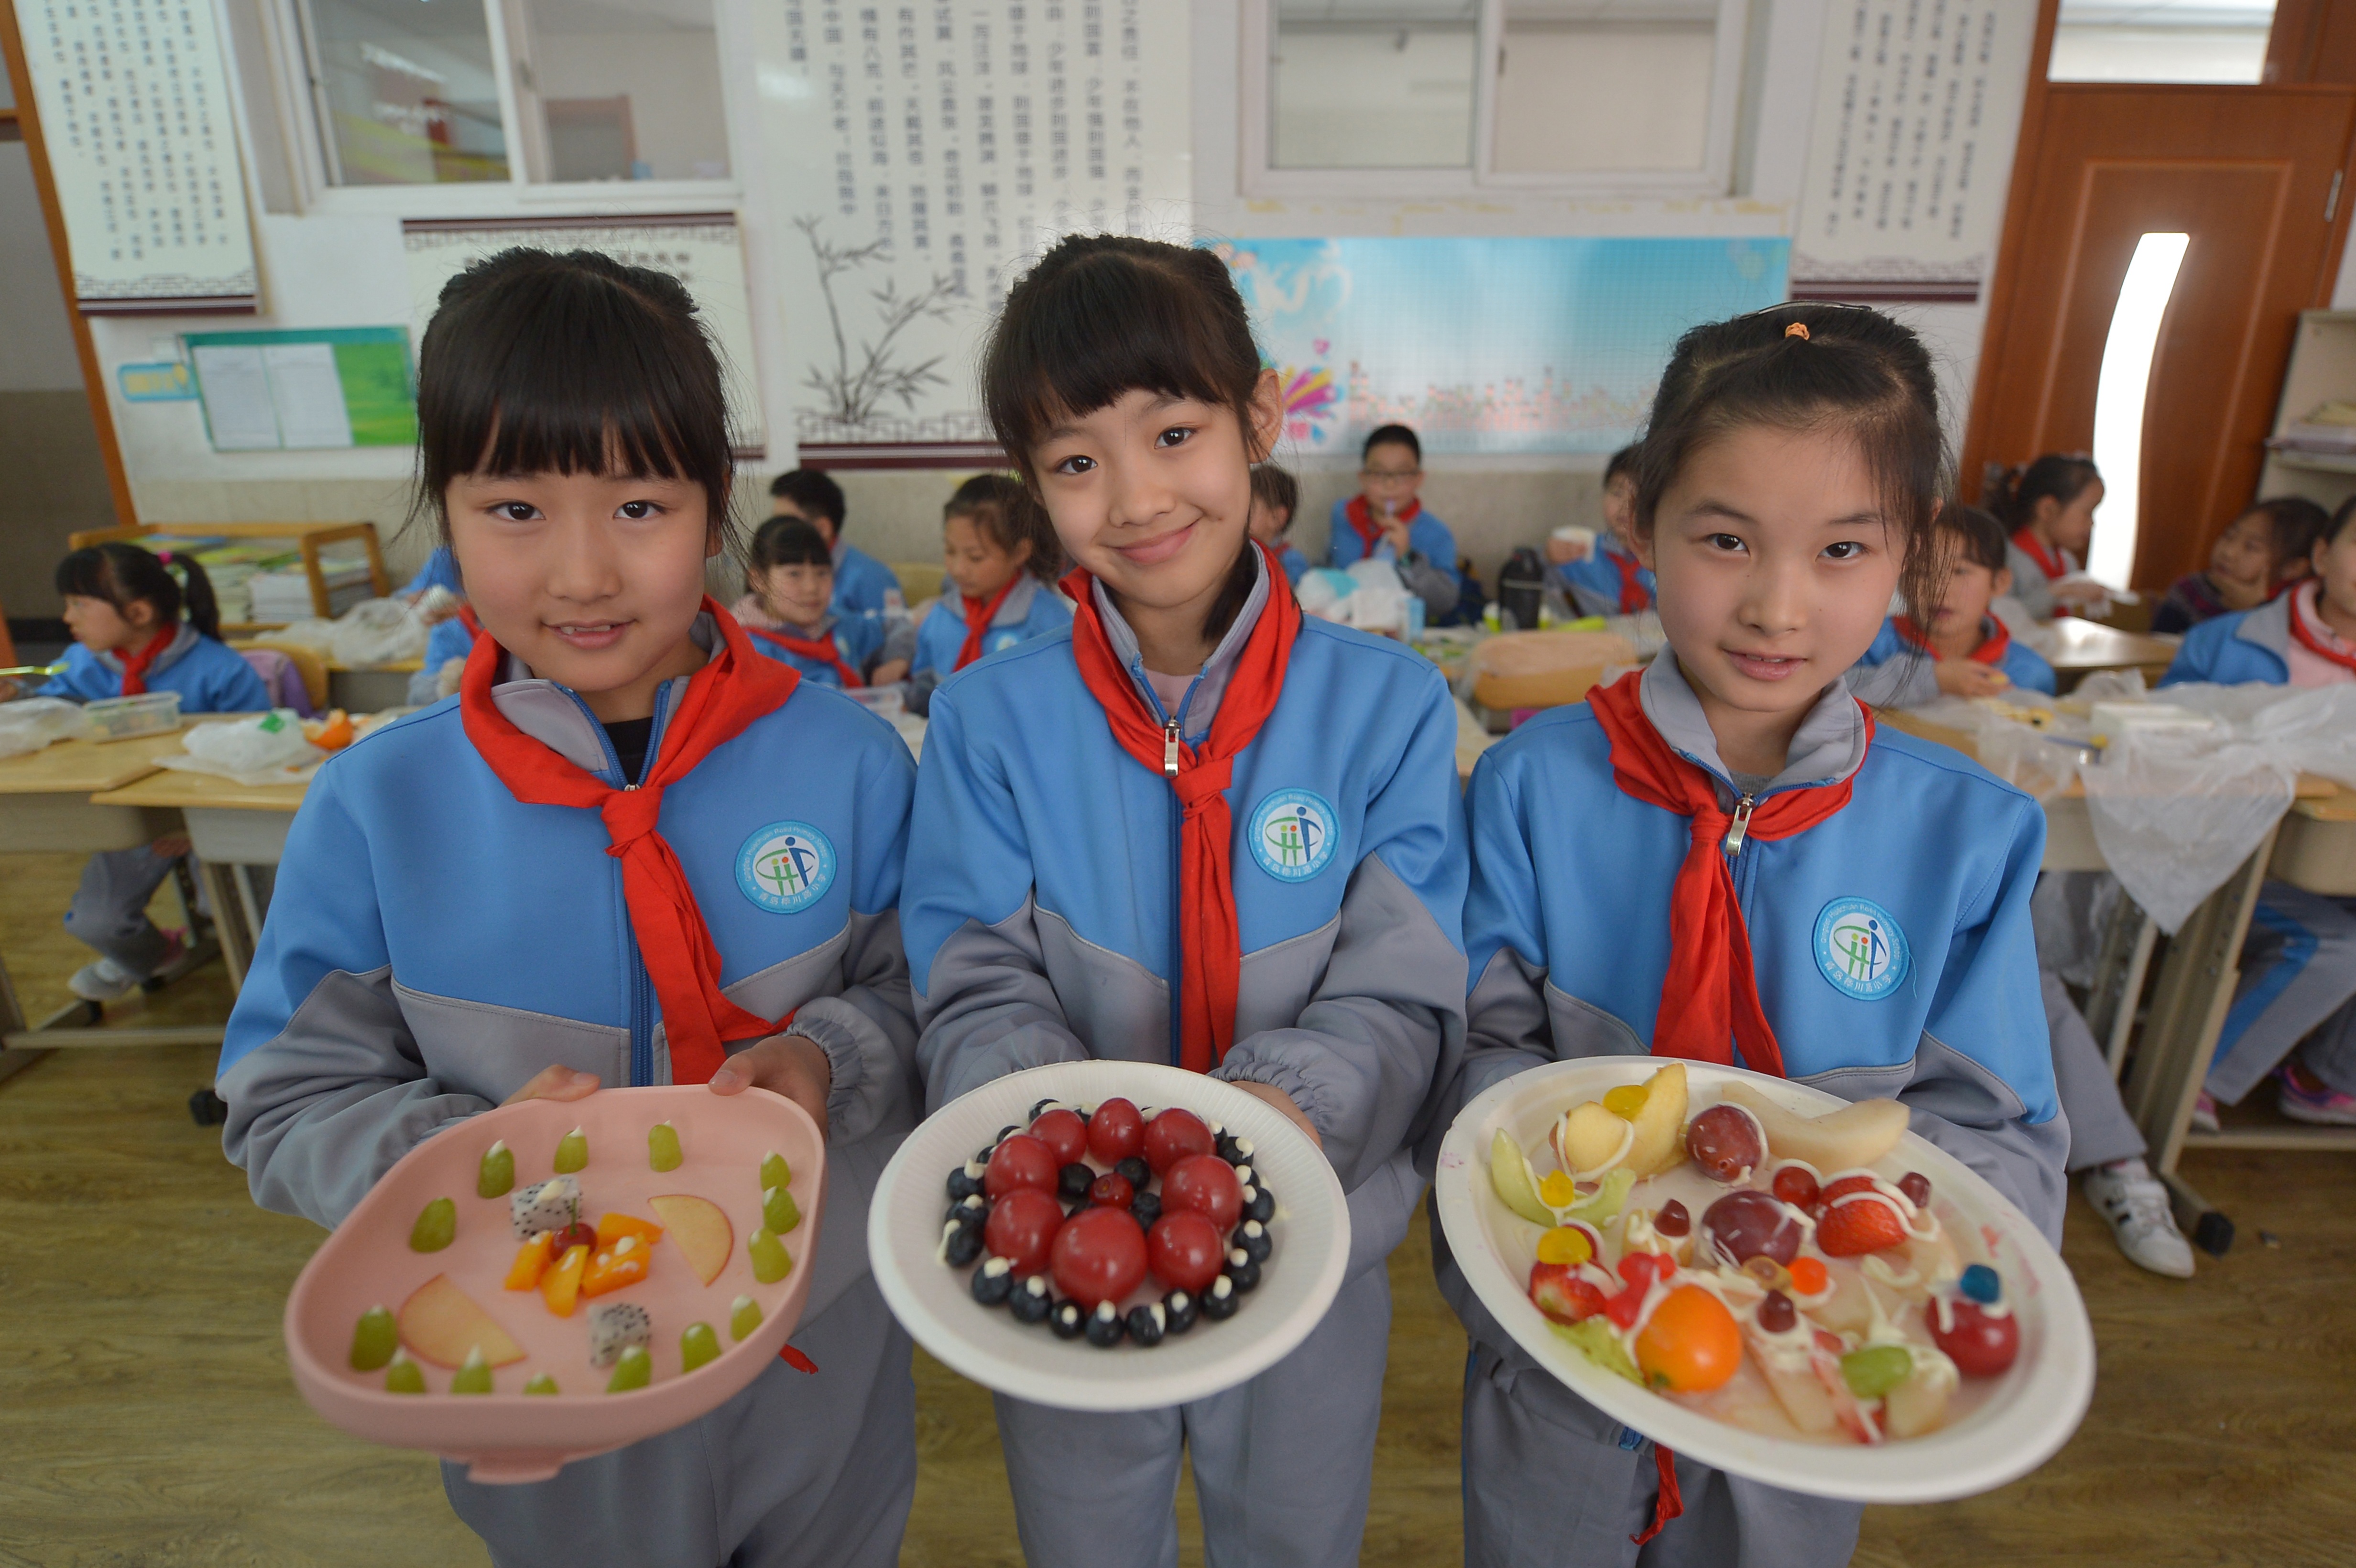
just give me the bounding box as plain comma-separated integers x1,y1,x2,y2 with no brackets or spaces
1963,80,2356,589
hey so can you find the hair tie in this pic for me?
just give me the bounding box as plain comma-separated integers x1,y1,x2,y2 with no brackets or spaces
155,549,173,564
1784,322,1810,341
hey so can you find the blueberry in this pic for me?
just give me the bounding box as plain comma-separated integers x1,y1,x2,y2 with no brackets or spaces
1129,1192,1162,1229
1050,1300,1086,1339
1009,1275,1053,1324
945,1226,984,1267
975,1143,1001,1165
1225,1250,1263,1292
1202,1276,1241,1320
1115,1156,1151,1188
1216,1132,1243,1163
1085,1303,1126,1348
1126,1303,1167,1348
1244,1186,1276,1224
996,1124,1021,1145
1162,1289,1200,1334
1059,1162,1095,1201
946,1166,983,1201
971,1258,1014,1306
1234,1220,1272,1263
946,1195,986,1229
1029,1098,1058,1122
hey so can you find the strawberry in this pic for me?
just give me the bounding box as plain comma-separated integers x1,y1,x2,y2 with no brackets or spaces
1815,1193,1908,1256
1818,1174,1882,1207
1529,1263,1607,1324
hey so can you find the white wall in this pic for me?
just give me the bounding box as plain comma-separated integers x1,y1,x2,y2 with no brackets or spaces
0,145,82,394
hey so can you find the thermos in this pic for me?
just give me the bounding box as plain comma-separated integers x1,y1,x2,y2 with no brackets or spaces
1498,547,1545,632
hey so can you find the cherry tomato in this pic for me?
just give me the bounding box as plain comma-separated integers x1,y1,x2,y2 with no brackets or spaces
550,1221,598,1256
1160,1154,1242,1232
1089,1172,1135,1210
982,1187,1064,1277
1634,1285,1743,1394
1146,1209,1224,1293
1050,1206,1149,1308
1087,1098,1145,1165
1028,1109,1089,1168
1142,1109,1215,1175
984,1134,1060,1200
1930,1298,2020,1378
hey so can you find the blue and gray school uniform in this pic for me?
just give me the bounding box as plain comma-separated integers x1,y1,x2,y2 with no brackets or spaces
1852,617,2059,699
1552,537,1656,620
405,613,481,706
897,575,1072,717
1273,541,1309,585
1434,655,2066,1568
749,612,889,689
41,625,272,975
216,621,924,1568
904,549,1469,1568
830,540,904,620
2160,594,2291,686
1327,499,1466,622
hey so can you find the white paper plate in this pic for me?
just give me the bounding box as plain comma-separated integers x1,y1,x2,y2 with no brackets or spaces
1434,1058,2094,1503
869,1062,1350,1413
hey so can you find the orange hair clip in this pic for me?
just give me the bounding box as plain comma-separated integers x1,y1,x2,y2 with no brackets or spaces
1785,322,1810,341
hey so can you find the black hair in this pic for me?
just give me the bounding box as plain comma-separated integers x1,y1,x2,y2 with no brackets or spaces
769,468,847,530
748,516,834,572
946,473,1061,584
1989,454,2101,533
57,542,223,642
2237,495,2331,566
1631,302,1950,622
410,248,739,556
2331,493,2356,548
1603,442,1641,485
1363,424,1421,465
1249,463,1299,526
1942,505,2011,576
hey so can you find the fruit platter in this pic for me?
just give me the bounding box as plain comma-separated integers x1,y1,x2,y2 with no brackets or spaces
1433,1058,2093,1503
284,1086,825,1483
869,1062,1349,1413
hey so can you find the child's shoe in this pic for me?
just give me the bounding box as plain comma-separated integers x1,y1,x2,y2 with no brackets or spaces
67,956,143,1002
2277,1065,2356,1127
2189,1091,2220,1134
2081,1159,2195,1279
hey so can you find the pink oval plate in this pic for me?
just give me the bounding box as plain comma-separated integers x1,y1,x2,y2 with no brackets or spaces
284,1085,825,1483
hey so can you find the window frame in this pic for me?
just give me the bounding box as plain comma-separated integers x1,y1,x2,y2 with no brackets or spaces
1239,0,1750,199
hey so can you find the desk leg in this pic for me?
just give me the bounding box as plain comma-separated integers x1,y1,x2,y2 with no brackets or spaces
2085,899,2158,1078
201,861,256,993
2119,828,2279,1256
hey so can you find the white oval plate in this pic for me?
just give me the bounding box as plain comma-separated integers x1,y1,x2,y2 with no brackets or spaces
869,1061,1350,1413
1434,1058,2094,1503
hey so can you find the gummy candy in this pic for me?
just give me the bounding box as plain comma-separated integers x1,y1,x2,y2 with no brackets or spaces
649,1122,682,1173
763,1184,802,1237
1841,1343,1913,1399
760,1150,790,1192
1602,1083,1648,1120
1958,1263,2001,1304
409,1197,457,1252
554,1127,588,1174
478,1140,514,1199
451,1346,494,1394
749,1226,793,1284
523,1372,559,1395
1536,1171,1577,1209
680,1322,720,1373
729,1295,763,1341
605,1345,652,1393
384,1351,426,1394
349,1305,397,1371
1535,1226,1593,1266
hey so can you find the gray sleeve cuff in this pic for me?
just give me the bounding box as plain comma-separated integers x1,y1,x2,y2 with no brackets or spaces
790,995,897,1145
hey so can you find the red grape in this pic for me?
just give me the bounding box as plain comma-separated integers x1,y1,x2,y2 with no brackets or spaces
1087,1098,1145,1165
1655,1199,1690,1237
1684,1104,1766,1184
1142,1109,1216,1174
1756,1288,1796,1334
984,1134,1060,1199
551,1220,598,1256
1161,1154,1243,1232
1147,1210,1224,1293
1088,1172,1135,1210
1898,1171,1932,1209
1028,1109,1088,1167
983,1188,1064,1277
1770,1165,1821,1212
1701,1190,1804,1268
1051,1206,1149,1308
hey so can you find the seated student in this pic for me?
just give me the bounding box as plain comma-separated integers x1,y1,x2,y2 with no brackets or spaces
2151,496,2327,635
31,543,271,1001
2166,496,2356,1126
735,517,891,689
1329,423,1465,623
398,545,461,600
1853,504,2057,702
1993,454,2108,619
1544,443,1656,617
896,473,1070,715
771,468,905,618
406,605,480,706
1248,462,1309,583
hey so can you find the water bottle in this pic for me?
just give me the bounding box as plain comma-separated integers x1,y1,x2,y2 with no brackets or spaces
1498,547,1545,632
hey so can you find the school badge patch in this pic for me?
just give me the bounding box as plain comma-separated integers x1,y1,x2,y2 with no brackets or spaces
1813,896,1909,1001
736,821,837,914
1247,789,1340,882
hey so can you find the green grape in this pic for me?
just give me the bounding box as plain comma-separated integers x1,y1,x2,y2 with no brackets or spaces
553,1127,588,1174
451,1347,493,1394
648,1122,683,1173
1841,1344,1914,1400
680,1322,720,1373
729,1294,763,1342
384,1352,426,1394
409,1196,457,1252
477,1140,514,1199
523,1372,560,1395
759,1150,790,1192
349,1305,398,1371
749,1226,793,1284
605,1345,652,1393
762,1184,802,1237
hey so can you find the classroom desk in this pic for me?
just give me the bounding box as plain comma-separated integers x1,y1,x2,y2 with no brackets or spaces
327,660,419,713
2035,619,2180,692
89,769,306,993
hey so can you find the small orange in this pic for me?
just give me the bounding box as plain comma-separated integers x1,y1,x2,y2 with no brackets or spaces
1634,1285,1743,1394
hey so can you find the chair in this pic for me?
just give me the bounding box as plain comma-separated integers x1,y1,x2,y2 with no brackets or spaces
891,562,947,606
237,648,318,718
235,639,330,713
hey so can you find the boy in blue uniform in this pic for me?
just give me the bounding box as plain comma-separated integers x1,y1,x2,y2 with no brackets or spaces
1547,444,1657,618
770,468,905,619
1329,423,1466,623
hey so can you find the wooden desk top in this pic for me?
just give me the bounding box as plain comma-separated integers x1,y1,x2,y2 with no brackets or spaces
0,729,199,796
90,767,310,813
2038,618,2180,672
1875,707,2339,801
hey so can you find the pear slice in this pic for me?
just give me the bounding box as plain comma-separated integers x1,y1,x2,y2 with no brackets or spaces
1625,1062,1689,1176
1559,1101,1634,1176
1488,1129,1555,1227
1717,1082,1908,1172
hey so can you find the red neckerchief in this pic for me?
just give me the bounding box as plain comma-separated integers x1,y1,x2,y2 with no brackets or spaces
2289,581,2356,673
1892,613,2010,666
750,624,864,688
2010,527,2070,581
459,600,802,1085
1586,671,1876,1078
1343,494,1420,554
1061,543,1300,1072
956,578,1022,671
116,625,178,697
1605,542,1651,614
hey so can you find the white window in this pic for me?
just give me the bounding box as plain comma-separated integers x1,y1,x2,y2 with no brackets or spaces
2047,0,2276,86
1243,0,1748,197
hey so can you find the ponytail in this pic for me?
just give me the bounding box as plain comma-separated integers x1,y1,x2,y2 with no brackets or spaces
55,541,220,641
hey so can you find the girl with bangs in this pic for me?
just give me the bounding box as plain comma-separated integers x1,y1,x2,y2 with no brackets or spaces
217,249,923,1568
901,234,1469,1567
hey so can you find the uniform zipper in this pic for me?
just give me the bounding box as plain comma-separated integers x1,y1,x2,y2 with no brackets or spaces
560,680,676,1088
1722,794,1756,855
1150,664,1207,1069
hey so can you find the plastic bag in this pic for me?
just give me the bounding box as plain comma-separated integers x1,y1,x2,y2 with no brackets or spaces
0,697,90,760
167,709,327,785
2080,705,2301,932
1295,568,1356,619
1340,559,1410,633
268,617,339,655
327,598,429,667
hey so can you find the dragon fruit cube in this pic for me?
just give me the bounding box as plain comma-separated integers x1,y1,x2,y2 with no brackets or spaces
511,1175,580,1242
587,1300,653,1368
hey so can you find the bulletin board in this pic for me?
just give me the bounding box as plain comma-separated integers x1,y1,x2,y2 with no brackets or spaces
185,327,416,452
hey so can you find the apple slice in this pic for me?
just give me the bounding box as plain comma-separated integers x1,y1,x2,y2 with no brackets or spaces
398,1274,525,1369
1625,1062,1689,1176
1556,1100,1634,1176
650,1194,734,1286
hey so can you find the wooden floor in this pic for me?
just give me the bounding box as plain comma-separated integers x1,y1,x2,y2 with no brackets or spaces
4,849,2355,1566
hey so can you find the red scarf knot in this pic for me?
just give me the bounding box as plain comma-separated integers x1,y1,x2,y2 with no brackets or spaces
1892,614,2009,666
1344,494,1421,553
749,625,863,689
117,625,179,697
1607,546,1651,615
957,577,1023,671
